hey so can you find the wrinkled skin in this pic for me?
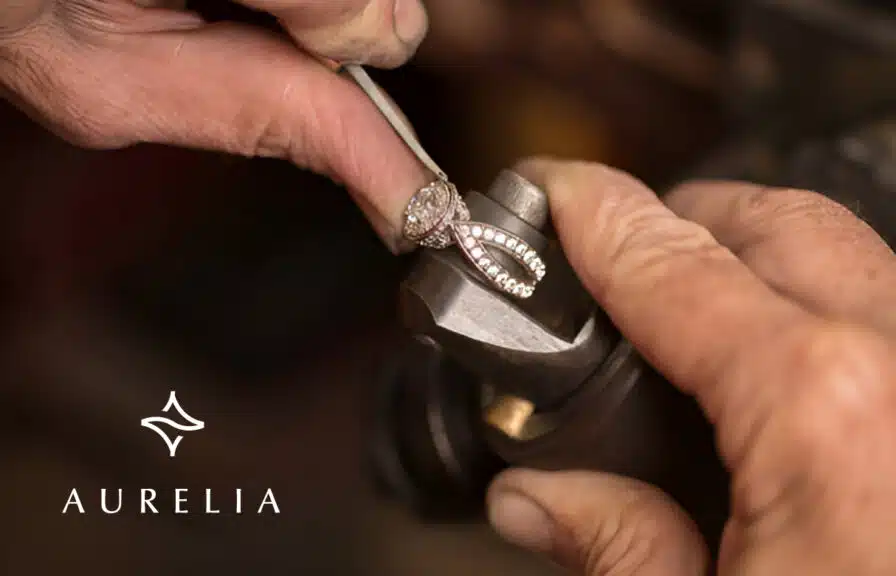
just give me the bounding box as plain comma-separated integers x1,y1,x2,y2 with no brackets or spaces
0,0,430,250
487,158,896,576
3,2,896,573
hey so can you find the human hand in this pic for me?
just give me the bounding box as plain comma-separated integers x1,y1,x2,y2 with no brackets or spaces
486,158,896,575
0,0,429,251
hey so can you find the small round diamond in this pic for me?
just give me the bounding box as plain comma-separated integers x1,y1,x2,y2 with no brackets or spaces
472,226,482,238
523,251,535,263
494,233,506,244
506,238,517,249
464,237,476,248
471,247,483,259
496,273,508,284
479,258,491,268
483,228,495,241
487,266,499,277
515,244,527,255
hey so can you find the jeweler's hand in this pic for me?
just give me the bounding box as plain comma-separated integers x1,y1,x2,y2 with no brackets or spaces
0,0,429,251
487,158,896,576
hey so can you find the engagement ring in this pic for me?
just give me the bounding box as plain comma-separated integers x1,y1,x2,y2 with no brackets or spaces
402,180,547,299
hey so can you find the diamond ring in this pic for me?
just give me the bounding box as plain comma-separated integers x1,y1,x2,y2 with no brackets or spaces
402,180,547,299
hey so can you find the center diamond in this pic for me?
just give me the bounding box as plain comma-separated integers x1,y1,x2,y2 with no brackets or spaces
403,181,452,240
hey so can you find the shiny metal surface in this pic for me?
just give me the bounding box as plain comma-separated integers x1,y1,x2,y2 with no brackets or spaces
483,395,536,439
399,171,617,408
485,171,551,230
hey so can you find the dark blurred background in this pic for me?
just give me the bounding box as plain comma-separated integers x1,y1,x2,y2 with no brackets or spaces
1,0,894,574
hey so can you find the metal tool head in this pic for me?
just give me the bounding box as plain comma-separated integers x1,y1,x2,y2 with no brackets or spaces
399,170,619,408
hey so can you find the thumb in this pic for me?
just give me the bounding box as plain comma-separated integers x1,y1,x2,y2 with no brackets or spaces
487,469,708,576
263,0,430,69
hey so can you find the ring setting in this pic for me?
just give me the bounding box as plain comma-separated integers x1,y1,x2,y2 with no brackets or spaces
402,180,546,299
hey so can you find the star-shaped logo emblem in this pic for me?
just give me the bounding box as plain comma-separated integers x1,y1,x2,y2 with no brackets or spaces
140,391,205,457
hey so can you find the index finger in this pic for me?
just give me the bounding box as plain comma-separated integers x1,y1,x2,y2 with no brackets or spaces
515,158,814,422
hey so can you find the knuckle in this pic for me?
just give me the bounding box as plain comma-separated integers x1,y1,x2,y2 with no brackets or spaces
244,113,294,160
236,81,298,160
784,325,893,458
731,325,894,527
567,163,734,299
592,206,727,297
236,77,339,176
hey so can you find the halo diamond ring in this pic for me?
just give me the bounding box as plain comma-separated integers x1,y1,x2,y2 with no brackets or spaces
402,180,546,300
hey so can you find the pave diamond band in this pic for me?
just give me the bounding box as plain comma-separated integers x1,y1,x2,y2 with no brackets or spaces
452,222,545,298
402,180,546,299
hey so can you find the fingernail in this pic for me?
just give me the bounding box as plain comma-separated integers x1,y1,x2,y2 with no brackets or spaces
487,490,554,553
393,0,429,48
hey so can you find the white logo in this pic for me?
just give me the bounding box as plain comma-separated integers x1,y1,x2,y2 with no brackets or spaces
140,391,205,457
60,392,280,516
